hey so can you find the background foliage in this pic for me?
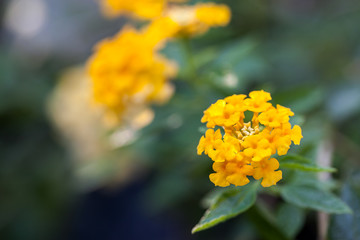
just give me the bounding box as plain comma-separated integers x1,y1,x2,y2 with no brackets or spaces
1,0,360,239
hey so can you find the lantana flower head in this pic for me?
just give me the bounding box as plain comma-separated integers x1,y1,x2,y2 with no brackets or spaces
197,90,303,187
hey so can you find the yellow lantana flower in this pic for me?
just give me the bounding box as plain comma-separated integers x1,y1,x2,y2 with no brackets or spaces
87,26,177,125
197,90,303,187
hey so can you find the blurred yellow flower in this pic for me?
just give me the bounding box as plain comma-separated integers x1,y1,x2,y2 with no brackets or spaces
87,26,177,126
48,67,155,189
197,90,303,187
195,3,231,27
92,2,230,127
146,3,231,37
47,67,107,162
101,0,165,19
101,0,188,19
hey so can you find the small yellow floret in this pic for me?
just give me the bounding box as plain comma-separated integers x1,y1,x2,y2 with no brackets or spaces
197,129,222,155
253,158,282,187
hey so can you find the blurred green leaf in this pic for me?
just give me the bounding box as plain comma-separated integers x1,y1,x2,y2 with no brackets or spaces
214,38,258,68
161,41,187,78
193,47,218,69
192,182,259,233
276,203,305,238
210,38,267,84
280,184,352,214
247,203,289,240
326,84,360,123
329,180,360,240
284,171,337,193
273,87,325,115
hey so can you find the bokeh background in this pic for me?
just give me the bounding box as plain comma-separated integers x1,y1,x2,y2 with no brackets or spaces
1,0,360,239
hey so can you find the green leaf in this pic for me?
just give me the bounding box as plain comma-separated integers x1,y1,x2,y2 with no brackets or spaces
280,184,352,214
192,182,258,233
247,203,289,240
286,171,335,191
281,162,336,172
276,203,305,238
279,154,337,172
280,154,313,164
200,187,233,209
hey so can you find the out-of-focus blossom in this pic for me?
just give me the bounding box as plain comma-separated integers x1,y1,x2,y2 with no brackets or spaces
146,3,231,38
87,26,177,126
47,67,108,161
90,1,230,128
48,67,152,189
100,0,188,19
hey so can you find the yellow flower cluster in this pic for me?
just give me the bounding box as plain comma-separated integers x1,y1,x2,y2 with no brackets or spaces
90,0,233,127
101,0,188,19
100,0,231,34
88,26,176,124
89,1,231,126
197,90,303,187
147,3,231,37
